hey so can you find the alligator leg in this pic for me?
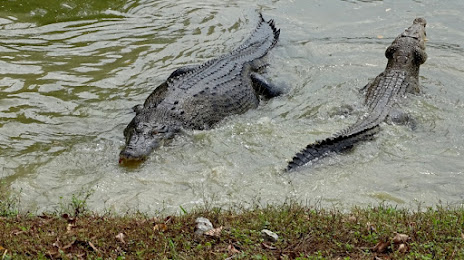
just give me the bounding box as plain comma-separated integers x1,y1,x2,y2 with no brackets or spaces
387,108,417,130
405,77,420,94
250,59,269,72
250,72,282,99
360,72,384,98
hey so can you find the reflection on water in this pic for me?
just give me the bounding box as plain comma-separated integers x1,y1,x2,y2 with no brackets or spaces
1,0,464,214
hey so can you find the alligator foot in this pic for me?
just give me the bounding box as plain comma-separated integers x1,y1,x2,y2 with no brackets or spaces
250,72,283,99
387,109,417,130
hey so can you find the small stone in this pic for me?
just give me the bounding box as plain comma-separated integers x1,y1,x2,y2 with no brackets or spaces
392,233,409,244
194,217,213,236
261,229,278,242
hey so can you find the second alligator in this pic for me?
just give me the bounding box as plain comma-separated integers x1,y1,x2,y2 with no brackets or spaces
287,18,428,171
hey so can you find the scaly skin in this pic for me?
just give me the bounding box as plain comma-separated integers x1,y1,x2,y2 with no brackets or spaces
287,18,427,171
120,14,281,163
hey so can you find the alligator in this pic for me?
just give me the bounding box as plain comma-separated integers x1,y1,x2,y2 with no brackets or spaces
286,18,428,171
120,14,281,163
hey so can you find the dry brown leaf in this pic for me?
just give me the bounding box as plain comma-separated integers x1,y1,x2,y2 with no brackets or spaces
461,232,464,239
392,233,409,244
348,215,357,222
10,229,26,236
205,226,223,237
2,250,8,259
227,244,240,254
0,246,5,251
261,242,277,250
88,241,99,252
47,249,61,259
62,240,76,251
66,223,77,233
398,243,408,253
115,233,126,244
53,238,61,249
366,222,376,233
164,216,174,224
154,223,168,232
373,241,389,253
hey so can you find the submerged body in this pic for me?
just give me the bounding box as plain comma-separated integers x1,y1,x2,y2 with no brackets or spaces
120,14,281,163
287,18,428,171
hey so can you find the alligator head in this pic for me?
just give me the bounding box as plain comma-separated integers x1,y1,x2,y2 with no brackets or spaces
401,17,427,44
119,110,179,164
386,18,427,68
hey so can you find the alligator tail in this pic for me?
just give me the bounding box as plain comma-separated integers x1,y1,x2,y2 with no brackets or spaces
286,125,380,172
258,12,280,48
232,13,280,59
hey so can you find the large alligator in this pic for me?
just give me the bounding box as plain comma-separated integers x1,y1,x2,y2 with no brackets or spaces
120,14,281,163
286,18,428,171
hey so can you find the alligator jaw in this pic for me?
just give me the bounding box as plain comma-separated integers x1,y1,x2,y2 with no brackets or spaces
119,148,147,164
119,135,161,164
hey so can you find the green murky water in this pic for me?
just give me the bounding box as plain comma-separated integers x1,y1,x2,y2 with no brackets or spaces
1,0,463,214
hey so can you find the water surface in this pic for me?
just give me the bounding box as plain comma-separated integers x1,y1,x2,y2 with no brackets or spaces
1,0,464,214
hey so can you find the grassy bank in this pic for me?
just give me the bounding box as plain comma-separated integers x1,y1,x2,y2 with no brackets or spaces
0,192,463,259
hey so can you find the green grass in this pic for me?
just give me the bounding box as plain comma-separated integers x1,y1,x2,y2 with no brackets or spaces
1,190,463,259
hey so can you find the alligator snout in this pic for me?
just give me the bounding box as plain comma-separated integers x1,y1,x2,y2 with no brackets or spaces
119,147,147,164
119,132,162,165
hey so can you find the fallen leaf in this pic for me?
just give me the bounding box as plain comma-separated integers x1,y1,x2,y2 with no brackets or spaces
62,240,76,251
53,238,61,249
205,226,223,237
348,215,357,222
0,246,5,250
164,216,174,224
228,244,240,254
67,223,77,233
373,241,389,253
366,222,376,233
115,233,126,244
461,232,464,239
392,233,409,244
154,223,168,232
398,243,408,253
261,242,277,250
11,230,26,236
47,249,61,259
88,241,99,252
